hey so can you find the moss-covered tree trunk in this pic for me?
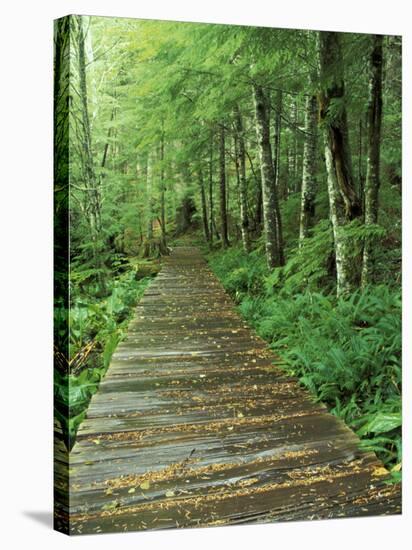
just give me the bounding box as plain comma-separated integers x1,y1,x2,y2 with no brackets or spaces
219,124,230,248
318,31,362,296
361,35,384,288
235,107,251,253
299,93,318,243
253,84,284,268
76,16,107,293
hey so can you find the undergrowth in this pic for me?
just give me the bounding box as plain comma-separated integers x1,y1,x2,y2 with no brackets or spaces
54,264,154,449
207,225,402,477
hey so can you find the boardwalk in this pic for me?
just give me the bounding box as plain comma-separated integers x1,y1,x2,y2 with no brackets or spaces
59,247,401,534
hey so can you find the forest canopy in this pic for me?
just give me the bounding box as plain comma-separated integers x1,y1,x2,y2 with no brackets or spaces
54,16,401,472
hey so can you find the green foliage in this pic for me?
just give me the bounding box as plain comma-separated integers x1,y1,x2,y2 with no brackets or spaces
265,220,335,294
56,15,402,482
54,268,153,448
208,246,402,470
208,246,268,301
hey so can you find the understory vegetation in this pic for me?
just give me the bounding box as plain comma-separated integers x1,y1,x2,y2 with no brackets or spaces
208,223,401,474
54,261,157,448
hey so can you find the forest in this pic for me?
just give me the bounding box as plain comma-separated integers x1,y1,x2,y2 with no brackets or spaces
54,15,402,478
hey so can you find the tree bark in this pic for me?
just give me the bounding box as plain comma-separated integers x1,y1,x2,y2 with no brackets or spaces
160,128,167,247
235,107,251,253
299,94,318,243
208,132,218,242
219,124,230,248
291,98,298,191
145,152,153,240
361,35,384,288
76,16,107,293
199,167,211,243
273,90,282,191
253,84,284,267
318,31,362,296
76,15,102,237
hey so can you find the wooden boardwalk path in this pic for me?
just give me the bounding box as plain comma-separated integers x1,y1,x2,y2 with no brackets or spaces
60,247,401,534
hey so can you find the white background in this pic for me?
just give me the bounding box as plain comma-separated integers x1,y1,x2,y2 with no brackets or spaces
0,0,410,548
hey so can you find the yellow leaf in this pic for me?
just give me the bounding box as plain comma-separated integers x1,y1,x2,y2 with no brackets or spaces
373,466,389,477
128,487,136,494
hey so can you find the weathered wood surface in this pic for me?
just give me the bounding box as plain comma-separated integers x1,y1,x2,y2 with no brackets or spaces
59,247,401,534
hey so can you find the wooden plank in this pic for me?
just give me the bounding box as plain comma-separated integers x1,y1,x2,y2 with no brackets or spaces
60,246,401,535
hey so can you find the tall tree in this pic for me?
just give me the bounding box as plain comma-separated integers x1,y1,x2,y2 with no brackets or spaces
145,152,153,240
235,107,251,253
219,124,230,248
273,90,282,191
318,31,362,296
299,93,318,243
159,128,167,248
253,84,284,267
361,35,384,287
208,132,219,242
199,166,211,243
74,16,108,292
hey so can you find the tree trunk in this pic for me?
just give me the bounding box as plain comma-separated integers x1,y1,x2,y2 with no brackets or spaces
299,94,318,243
219,124,230,248
253,84,284,268
291,98,298,191
199,167,210,243
145,152,153,240
160,128,167,247
208,132,217,242
235,107,251,253
77,15,102,236
273,90,282,190
76,16,106,293
361,35,384,288
358,117,365,212
318,31,362,296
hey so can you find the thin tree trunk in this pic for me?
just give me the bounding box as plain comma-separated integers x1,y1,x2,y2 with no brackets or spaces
273,90,282,190
299,94,318,243
318,31,362,296
235,107,251,253
361,35,384,288
244,149,262,233
208,131,220,242
160,128,167,247
199,166,210,243
100,112,113,169
358,117,365,212
219,124,230,248
145,152,153,240
253,84,284,268
292,99,298,190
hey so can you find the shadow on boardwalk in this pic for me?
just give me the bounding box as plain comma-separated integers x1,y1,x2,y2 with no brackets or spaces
56,247,401,534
